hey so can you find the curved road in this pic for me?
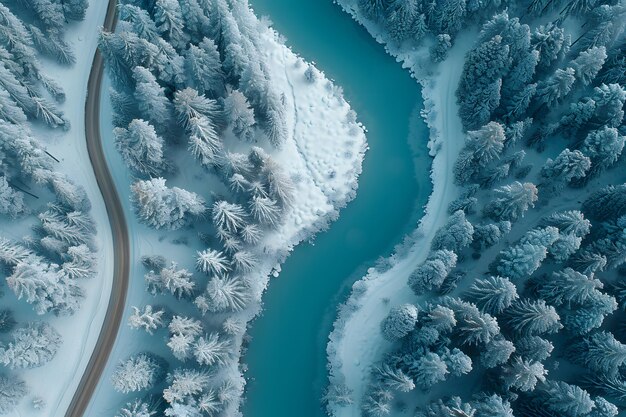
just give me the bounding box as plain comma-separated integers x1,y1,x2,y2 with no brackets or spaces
65,2,126,417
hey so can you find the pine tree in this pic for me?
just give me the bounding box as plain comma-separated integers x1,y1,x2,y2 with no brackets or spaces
539,268,603,307
431,210,474,252
212,200,247,233
481,337,516,368
118,4,159,42
467,276,518,315
569,331,626,378
538,380,594,417
515,336,554,362
223,89,255,142
173,87,220,129
187,116,222,168
408,250,457,294
0,176,27,219
0,322,61,369
536,68,576,107
503,299,562,336
501,356,547,392
185,38,225,97
472,394,514,417
131,178,206,230
572,46,607,86
581,127,625,174
128,305,165,334
111,353,165,393
484,182,538,222
196,249,230,276
115,399,157,417
133,66,172,133
531,25,567,70
0,373,27,414
145,262,195,299
444,298,500,346
114,119,165,176
411,352,449,388
193,332,231,367
541,149,591,191
154,0,188,49
196,275,249,313
381,304,418,340
374,363,415,392
583,184,626,221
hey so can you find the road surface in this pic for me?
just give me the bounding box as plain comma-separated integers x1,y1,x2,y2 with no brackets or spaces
65,1,125,416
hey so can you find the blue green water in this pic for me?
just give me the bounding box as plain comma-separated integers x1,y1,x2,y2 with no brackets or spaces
243,1,431,416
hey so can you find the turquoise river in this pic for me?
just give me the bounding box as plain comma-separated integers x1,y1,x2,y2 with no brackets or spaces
243,1,432,416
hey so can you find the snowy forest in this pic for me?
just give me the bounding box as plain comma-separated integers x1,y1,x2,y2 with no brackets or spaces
327,0,626,416
0,0,98,414
97,0,358,416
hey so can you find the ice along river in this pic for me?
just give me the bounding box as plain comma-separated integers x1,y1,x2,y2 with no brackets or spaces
243,1,431,416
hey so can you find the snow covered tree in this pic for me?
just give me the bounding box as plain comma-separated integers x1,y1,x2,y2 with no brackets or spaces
572,46,607,86
501,356,547,392
454,122,506,183
195,275,250,313
531,24,567,70
249,196,281,226
503,299,562,336
28,26,75,66
431,210,474,252
115,399,156,417
481,337,515,368
128,305,165,334
212,200,247,233
185,38,225,97
131,178,206,230
223,89,255,142
0,310,15,334
431,34,452,63
154,0,188,49
145,262,195,299
374,363,415,393
589,397,619,417
444,298,500,346
187,115,222,168
118,4,159,42
133,66,172,133
543,210,591,238
515,336,554,362
541,149,591,192
196,249,230,276
111,353,165,394
441,347,472,376
457,36,510,129
495,242,548,280
98,31,157,87
538,268,603,307
584,184,626,221
0,373,27,414
193,332,231,367
0,322,61,369
411,352,449,388
162,368,209,409
0,176,27,218
569,331,626,378
260,157,294,207
535,67,576,107
408,249,457,294
472,394,514,417
538,380,594,417
114,119,165,176
174,88,220,129
167,316,202,360
484,182,538,222
467,276,518,315
381,304,418,340
231,250,257,273
581,127,625,175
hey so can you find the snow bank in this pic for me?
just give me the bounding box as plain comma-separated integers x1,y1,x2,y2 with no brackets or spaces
324,1,477,414
82,5,367,416
3,2,115,417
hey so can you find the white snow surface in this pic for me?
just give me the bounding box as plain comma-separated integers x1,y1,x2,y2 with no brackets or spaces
2,2,115,417
83,5,367,416
325,2,477,415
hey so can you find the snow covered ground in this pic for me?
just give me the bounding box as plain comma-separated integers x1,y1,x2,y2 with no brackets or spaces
1,2,115,416
83,5,367,415
325,2,477,414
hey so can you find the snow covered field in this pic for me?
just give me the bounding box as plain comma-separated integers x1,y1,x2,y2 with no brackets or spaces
83,4,367,414
1,2,115,416
325,2,477,414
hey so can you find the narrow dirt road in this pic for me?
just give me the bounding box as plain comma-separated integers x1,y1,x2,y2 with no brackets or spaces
65,2,125,416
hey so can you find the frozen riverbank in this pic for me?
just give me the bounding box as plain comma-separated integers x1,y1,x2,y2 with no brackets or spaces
325,1,476,414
